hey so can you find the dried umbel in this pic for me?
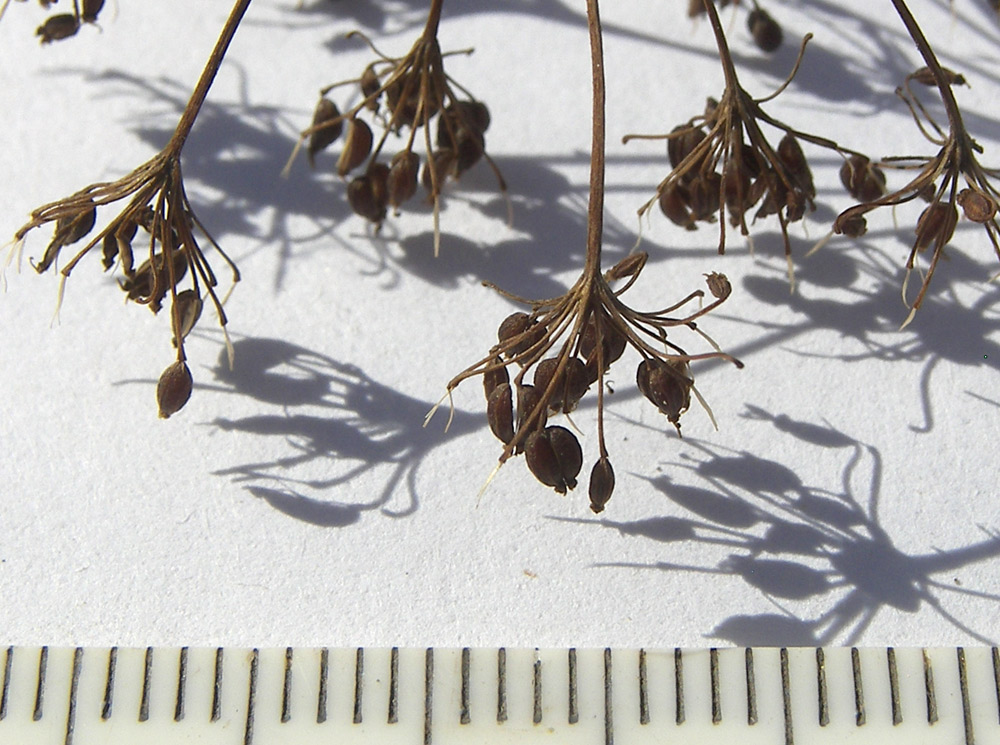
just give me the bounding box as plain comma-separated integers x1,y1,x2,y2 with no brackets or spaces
833,44,1000,327
291,8,508,255
625,1,864,289
4,0,250,415
431,253,742,510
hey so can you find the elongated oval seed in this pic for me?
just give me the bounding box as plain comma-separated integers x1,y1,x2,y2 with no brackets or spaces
308,98,343,166
589,457,615,514
157,361,193,419
337,118,373,177
486,383,514,444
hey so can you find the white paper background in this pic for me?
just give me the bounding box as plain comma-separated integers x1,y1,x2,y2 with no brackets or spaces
1,0,999,648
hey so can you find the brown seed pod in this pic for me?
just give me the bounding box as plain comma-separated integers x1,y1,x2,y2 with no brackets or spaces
347,171,389,225
636,358,692,433
101,220,138,272
914,202,958,251
486,382,515,445
498,313,545,360
704,272,731,300
910,66,966,87
580,312,628,382
360,64,381,107
668,125,707,175
308,97,343,167
421,149,455,195
532,357,590,413
524,426,582,495
777,134,814,198
659,182,696,230
450,129,486,177
834,212,868,238
388,150,419,208
839,155,886,203
747,7,782,52
336,118,373,177
36,203,97,273
515,384,547,447
957,187,997,224
483,357,509,401
171,289,203,347
120,249,188,313
588,457,615,514
688,171,721,221
36,14,79,43
81,0,104,23
156,360,193,419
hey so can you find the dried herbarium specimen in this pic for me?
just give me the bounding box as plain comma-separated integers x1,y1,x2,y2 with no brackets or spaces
625,0,864,289
428,0,743,513
4,0,250,417
290,0,506,256
832,0,1000,328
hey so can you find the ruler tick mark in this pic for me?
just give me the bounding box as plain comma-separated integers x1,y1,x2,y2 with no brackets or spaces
533,650,542,725
211,647,224,723
63,647,82,745
101,647,116,721
852,647,866,726
603,648,613,745
638,649,648,725
923,649,938,724
33,646,47,722
710,647,721,724
568,648,578,725
139,647,153,722
780,648,793,745
958,647,974,745
674,648,684,725
460,648,470,725
353,647,364,724
424,648,433,745
887,647,901,725
387,647,397,724
281,647,293,724
317,648,329,724
816,648,829,727
175,646,188,722
746,648,757,726
497,648,507,723
244,649,258,745
1,646,12,721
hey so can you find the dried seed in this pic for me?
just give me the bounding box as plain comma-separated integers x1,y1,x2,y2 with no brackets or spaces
914,202,958,251
533,356,589,413
486,382,515,445
36,203,97,273
421,149,455,195
580,312,628,380
910,66,966,87
704,271,731,299
777,134,814,198
636,358,692,434
605,252,646,281
834,212,868,238
171,289,203,347
524,426,582,494
308,97,343,167
659,182,696,230
36,13,79,43
668,125,707,174
360,64,381,107
347,171,388,225
156,360,193,419
688,171,721,221
81,0,103,22
483,357,510,401
120,249,188,313
497,312,545,360
747,7,782,52
957,187,997,224
336,117,373,177
588,457,615,514
515,384,547,443
839,155,886,203
388,150,419,208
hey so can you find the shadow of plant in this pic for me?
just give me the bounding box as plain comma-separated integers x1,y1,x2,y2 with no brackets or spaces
557,406,1000,645
204,336,479,524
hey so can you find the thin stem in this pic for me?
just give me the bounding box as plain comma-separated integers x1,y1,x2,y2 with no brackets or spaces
422,0,445,41
585,0,606,277
700,0,740,92
168,0,253,155
888,0,966,141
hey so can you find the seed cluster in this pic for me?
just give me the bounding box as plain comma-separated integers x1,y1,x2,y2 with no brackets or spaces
833,65,1000,327
687,0,783,54
299,28,505,254
3,0,106,43
10,153,239,419
436,253,742,513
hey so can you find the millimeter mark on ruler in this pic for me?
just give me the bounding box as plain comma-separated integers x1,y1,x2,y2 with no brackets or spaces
1,646,999,744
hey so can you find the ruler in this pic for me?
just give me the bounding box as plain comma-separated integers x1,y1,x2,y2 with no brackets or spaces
1,646,998,744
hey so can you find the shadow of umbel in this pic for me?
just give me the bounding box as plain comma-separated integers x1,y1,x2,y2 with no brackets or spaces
204,336,480,524
556,406,1000,645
